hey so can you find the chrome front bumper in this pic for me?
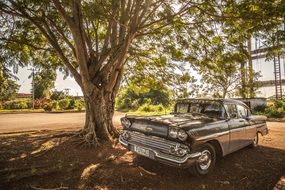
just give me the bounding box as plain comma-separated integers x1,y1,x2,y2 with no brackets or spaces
119,131,201,168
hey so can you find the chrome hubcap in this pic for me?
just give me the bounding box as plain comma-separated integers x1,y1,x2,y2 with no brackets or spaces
198,150,212,170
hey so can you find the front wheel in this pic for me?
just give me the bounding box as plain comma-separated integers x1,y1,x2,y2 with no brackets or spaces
189,143,216,176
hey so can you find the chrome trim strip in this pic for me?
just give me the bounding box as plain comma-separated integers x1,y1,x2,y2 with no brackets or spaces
128,131,180,153
119,136,128,146
119,136,201,164
196,131,229,141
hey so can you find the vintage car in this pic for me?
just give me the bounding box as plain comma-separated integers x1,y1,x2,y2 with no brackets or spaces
119,98,268,175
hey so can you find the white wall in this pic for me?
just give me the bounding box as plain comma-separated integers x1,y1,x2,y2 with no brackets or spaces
252,35,285,98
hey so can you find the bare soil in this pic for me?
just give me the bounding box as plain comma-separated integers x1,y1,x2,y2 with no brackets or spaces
0,121,284,190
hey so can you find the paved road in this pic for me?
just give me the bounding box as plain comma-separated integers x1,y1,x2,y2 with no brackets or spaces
0,111,125,133
0,112,284,134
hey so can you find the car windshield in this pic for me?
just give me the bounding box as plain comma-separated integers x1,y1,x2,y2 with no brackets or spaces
175,100,224,118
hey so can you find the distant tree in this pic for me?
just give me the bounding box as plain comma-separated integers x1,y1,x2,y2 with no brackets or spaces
50,90,68,100
32,68,56,99
223,0,285,97
173,73,201,98
116,82,171,111
0,64,19,102
198,52,242,98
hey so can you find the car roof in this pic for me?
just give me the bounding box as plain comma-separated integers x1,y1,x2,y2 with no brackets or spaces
176,98,248,107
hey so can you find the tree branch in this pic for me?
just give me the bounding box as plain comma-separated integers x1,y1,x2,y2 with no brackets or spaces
8,0,82,86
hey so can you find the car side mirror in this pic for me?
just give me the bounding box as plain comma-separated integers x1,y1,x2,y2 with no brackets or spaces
244,115,251,120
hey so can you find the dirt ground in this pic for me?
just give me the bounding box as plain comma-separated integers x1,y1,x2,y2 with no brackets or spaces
0,119,285,190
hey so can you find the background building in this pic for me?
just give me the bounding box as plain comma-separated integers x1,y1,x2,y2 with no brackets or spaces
252,36,285,99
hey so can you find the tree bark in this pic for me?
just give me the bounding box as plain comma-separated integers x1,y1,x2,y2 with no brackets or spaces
81,87,119,145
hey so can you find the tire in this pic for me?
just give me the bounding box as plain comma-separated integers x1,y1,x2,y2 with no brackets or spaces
250,133,259,148
189,143,216,176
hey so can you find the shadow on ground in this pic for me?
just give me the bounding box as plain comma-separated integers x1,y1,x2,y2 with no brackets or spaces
0,130,284,190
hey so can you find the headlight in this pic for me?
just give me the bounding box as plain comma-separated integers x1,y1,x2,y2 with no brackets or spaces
169,127,188,141
121,118,131,128
177,130,188,141
169,127,178,138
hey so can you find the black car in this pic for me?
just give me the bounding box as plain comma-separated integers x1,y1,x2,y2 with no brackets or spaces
119,98,268,176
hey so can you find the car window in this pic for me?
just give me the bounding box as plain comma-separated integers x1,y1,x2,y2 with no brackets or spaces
176,103,189,113
175,100,225,118
224,104,238,118
237,105,248,118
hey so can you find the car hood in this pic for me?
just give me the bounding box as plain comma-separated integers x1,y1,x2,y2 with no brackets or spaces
126,113,217,129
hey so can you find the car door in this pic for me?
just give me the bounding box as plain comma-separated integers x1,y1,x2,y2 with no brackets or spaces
236,104,252,144
225,104,247,153
242,106,257,143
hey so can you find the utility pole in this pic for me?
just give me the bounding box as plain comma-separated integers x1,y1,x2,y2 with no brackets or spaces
247,37,254,98
28,67,35,109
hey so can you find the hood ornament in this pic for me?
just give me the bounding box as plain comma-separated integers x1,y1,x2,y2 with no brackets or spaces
145,127,153,132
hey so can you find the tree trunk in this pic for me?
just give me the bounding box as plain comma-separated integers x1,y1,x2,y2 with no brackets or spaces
222,88,227,98
240,61,246,98
81,87,119,145
247,37,254,98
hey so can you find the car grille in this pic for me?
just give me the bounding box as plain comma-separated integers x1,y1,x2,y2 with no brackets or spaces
127,131,188,155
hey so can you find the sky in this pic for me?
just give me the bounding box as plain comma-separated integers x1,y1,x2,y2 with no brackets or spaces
16,66,83,96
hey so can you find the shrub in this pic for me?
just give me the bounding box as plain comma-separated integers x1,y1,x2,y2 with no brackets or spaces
253,104,267,113
33,99,50,109
137,103,165,113
26,101,32,109
156,104,164,112
131,99,140,111
3,100,28,109
58,99,70,110
68,99,76,109
115,86,171,112
50,90,67,100
274,100,285,109
0,103,2,110
43,103,53,112
51,101,58,110
265,106,285,118
75,100,84,111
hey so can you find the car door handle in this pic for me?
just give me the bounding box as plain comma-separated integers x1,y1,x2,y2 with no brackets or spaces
239,120,244,122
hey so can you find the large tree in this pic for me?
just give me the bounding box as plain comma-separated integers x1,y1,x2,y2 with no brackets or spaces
0,64,19,102
1,0,217,145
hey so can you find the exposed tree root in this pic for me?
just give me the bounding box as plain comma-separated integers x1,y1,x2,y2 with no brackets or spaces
30,185,69,190
37,132,76,139
137,166,157,176
70,135,101,148
69,129,108,148
0,165,49,176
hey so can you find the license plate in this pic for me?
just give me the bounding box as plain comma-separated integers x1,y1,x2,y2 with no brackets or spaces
134,146,150,157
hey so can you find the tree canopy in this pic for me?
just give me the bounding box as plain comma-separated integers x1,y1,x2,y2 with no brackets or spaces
0,64,19,102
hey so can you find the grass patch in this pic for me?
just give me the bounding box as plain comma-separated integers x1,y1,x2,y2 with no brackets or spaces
0,109,44,113
0,109,85,114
